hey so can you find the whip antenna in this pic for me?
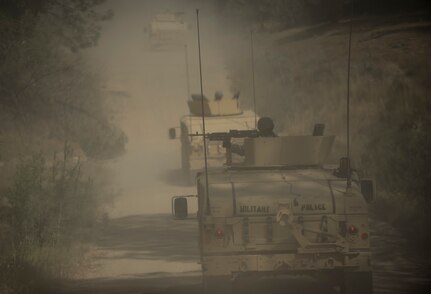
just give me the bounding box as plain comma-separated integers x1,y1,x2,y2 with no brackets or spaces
346,4,353,188
184,45,191,99
184,44,192,134
250,29,257,129
196,9,210,200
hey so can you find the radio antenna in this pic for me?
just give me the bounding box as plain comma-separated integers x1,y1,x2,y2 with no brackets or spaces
346,3,353,188
250,29,257,129
184,44,191,99
184,44,192,134
196,9,210,200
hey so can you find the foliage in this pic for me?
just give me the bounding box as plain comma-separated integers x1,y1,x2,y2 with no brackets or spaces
0,0,125,160
0,149,112,292
220,0,343,30
219,0,430,30
0,0,113,50
0,1,121,292
362,73,431,231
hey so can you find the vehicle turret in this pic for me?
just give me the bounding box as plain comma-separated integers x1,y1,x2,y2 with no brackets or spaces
168,92,257,182
187,92,242,116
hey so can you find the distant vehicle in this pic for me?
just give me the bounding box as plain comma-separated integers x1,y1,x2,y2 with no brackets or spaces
146,11,188,49
172,119,375,294
169,93,257,182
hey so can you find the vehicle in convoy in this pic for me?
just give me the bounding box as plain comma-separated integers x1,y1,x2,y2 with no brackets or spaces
169,94,257,182
146,11,188,48
172,119,375,294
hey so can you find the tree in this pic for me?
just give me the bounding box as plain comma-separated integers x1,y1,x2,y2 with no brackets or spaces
0,2,123,291
0,0,124,160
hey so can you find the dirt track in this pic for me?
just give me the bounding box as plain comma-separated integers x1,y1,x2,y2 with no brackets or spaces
56,214,431,294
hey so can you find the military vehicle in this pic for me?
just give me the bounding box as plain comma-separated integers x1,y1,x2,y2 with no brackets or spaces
172,118,375,294
146,11,188,48
169,94,257,182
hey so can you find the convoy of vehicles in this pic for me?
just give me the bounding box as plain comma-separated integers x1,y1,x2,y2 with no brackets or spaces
172,119,375,294
162,9,374,293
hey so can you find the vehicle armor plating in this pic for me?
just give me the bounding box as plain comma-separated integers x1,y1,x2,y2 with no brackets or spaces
172,120,375,294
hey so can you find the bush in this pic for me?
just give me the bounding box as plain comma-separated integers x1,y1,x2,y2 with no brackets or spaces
0,146,110,293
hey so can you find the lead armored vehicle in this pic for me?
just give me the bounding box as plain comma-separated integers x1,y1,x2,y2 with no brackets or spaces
147,11,188,49
169,94,257,182
172,119,375,294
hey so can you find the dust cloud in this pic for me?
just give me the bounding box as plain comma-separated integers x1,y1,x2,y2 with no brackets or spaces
85,0,240,216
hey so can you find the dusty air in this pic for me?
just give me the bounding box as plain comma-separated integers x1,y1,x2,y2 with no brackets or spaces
0,1,430,294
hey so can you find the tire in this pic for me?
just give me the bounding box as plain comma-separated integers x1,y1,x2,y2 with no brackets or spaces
340,271,373,294
203,275,233,294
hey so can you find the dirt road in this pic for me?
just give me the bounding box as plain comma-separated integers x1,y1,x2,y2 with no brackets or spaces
59,214,431,294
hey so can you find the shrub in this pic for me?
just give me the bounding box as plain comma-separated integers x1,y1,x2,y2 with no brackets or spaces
0,145,110,292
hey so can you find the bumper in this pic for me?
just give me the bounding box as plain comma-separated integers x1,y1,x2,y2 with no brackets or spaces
202,251,371,277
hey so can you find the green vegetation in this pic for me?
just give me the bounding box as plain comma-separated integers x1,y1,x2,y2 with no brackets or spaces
219,0,343,30
0,1,122,292
1,151,112,293
219,0,429,30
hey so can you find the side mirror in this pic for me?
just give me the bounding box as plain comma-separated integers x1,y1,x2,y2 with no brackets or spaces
171,195,197,219
360,179,376,203
173,197,188,218
168,128,176,139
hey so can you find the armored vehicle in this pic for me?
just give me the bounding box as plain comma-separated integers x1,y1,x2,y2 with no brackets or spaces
169,94,257,181
147,11,188,48
172,120,375,294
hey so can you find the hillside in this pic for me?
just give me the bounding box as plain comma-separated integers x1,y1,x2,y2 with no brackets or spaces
224,12,431,241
